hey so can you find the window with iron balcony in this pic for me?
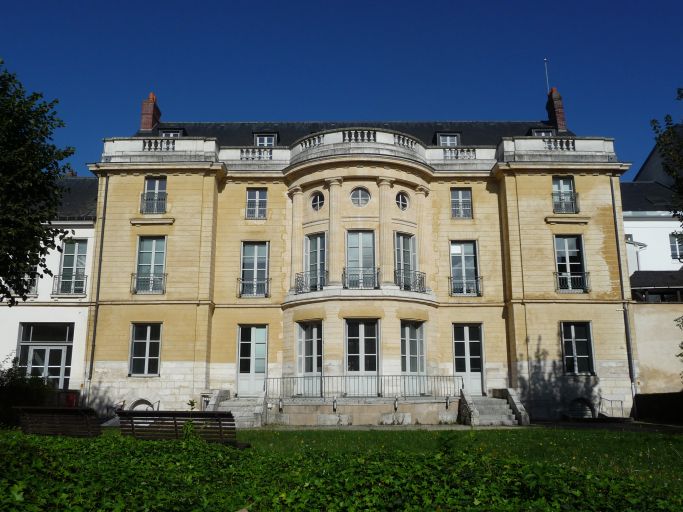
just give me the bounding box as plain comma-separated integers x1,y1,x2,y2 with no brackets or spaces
141,177,167,214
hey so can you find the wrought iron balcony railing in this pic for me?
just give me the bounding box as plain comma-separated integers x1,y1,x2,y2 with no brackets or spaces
451,199,473,218
140,192,167,214
245,200,267,219
554,272,590,293
266,374,464,399
52,274,87,295
295,271,328,294
342,267,380,289
552,192,579,214
131,273,167,294
449,276,483,296
238,278,271,297
394,269,426,292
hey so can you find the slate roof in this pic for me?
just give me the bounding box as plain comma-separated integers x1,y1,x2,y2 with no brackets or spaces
56,177,98,221
631,269,683,289
135,120,562,147
620,181,675,212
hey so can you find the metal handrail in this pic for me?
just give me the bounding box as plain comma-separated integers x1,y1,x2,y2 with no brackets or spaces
394,269,426,292
449,276,483,296
131,273,167,294
451,199,473,218
266,374,464,399
245,199,267,219
342,267,380,289
295,271,328,294
52,274,88,295
554,272,590,293
140,191,167,214
552,192,579,214
238,278,271,297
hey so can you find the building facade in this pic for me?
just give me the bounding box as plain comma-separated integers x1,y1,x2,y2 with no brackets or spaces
83,91,636,423
0,178,98,398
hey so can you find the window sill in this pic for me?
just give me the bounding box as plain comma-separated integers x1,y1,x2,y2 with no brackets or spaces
545,215,590,224
128,374,160,378
51,293,87,299
130,217,175,226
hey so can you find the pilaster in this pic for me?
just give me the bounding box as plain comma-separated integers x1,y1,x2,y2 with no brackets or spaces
289,186,303,290
378,177,395,287
326,178,343,286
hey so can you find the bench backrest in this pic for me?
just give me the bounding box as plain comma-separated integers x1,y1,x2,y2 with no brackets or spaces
116,410,236,443
16,407,101,437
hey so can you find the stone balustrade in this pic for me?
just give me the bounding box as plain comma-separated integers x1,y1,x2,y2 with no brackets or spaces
299,134,325,149
443,148,477,160
343,129,376,143
240,148,273,160
543,137,576,151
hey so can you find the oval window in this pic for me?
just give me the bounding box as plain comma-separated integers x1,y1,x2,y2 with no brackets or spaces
350,187,370,207
311,191,324,211
396,192,409,211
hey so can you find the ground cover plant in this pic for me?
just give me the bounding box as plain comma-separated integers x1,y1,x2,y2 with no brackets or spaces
0,428,681,511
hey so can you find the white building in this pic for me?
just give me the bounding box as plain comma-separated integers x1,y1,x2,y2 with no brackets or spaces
0,178,98,399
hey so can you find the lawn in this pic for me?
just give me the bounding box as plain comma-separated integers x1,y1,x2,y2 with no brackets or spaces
0,427,681,511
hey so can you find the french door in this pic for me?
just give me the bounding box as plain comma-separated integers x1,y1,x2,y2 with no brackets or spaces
238,325,267,396
346,320,378,396
297,322,323,395
19,345,73,390
60,240,87,294
401,321,426,396
395,233,416,290
346,231,376,288
450,241,479,295
305,233,326,291
241,242,268,296
453,324,483,395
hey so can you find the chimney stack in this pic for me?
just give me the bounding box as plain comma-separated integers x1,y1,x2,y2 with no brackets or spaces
140,92,161,131
545,87,567,133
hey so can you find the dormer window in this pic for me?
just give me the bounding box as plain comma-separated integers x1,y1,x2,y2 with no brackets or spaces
532,129,555,137
255,134,276,147
160,130,181,138
438,133,460,147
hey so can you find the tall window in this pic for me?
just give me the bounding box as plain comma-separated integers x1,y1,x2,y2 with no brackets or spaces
56,240,87,294
345,231,376,289
561,322,594,374
298,322,322,375
239,325,267,374
304,233,326,291
450,241,480,295
395,233,421,291
240,242,268,296
134,237,166,294
670,234,683,260
246,188,267,219
130,324,161,376
401,321,424,374
18,323,73,389
554,235,588,293
141,177,167,214
346,320,377,373
451,188,472,219
254,134,276,147
552,176,578,214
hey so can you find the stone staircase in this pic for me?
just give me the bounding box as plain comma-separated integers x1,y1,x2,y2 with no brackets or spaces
470,396,518,426
214,397,265,428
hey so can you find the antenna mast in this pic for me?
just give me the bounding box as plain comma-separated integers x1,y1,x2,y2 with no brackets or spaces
544,58,550,93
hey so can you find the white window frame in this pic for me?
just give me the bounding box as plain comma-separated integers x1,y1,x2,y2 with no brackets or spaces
240,241,269,297
451,188,473,219
297,322,323,375
160,131,181,138
345,319,379,374
129,323,162,376
400,321,424,374
438,133,460,147
246,188,268,219
560,321,595,375
254,134,276,147
533,129,555,137
311,191,325,211
17,322,74,389
58,239,88,294
554,235,587,292
670,233,683,260
350,187,370,207
450,240,479,295
134,236,167,294
395,191,409,211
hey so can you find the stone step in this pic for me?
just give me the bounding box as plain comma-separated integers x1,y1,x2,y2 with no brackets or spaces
215,398,265,428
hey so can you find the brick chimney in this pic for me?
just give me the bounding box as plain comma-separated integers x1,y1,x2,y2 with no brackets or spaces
545,87,567,133
140,92,161,131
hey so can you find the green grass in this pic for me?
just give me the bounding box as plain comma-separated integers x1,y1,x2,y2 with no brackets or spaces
0,428,681,511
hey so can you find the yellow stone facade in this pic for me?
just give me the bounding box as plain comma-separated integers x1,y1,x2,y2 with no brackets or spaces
85,119,636,422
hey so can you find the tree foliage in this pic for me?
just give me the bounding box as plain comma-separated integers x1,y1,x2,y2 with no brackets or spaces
651,88,683,221
0,60,73,305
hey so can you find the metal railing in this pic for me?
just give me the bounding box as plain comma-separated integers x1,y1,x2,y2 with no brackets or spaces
451,199,473,218
245,200,267,219
52,274,87,295
131,273,166,294
140,192,167,214
554,272,590,293
342,267,380,289
552,192,579,214
266,374,464,399
394,269,426,292
238,278,271,297
599,397,624,418
449,276,483,296
295,271,327,294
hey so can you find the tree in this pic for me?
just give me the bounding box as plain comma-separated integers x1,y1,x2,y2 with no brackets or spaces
0,60,74,305
651,88,683,222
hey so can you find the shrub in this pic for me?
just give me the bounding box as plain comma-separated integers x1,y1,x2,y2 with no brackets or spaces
0,355,55,426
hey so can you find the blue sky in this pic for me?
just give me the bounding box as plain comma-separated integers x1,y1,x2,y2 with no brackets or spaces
1,0,681,180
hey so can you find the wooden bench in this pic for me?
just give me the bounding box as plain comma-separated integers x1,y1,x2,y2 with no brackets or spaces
15,407,101,437
116,410,249,448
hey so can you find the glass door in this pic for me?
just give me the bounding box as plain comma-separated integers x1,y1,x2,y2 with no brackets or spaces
401,321,425,396
297,322,323,396
346,231,376,288
346,320,378,396
395,233,416,290
305,233,326,291
238,325,267,396
453,324,483,395
450,241,478,295
60,240,87,294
